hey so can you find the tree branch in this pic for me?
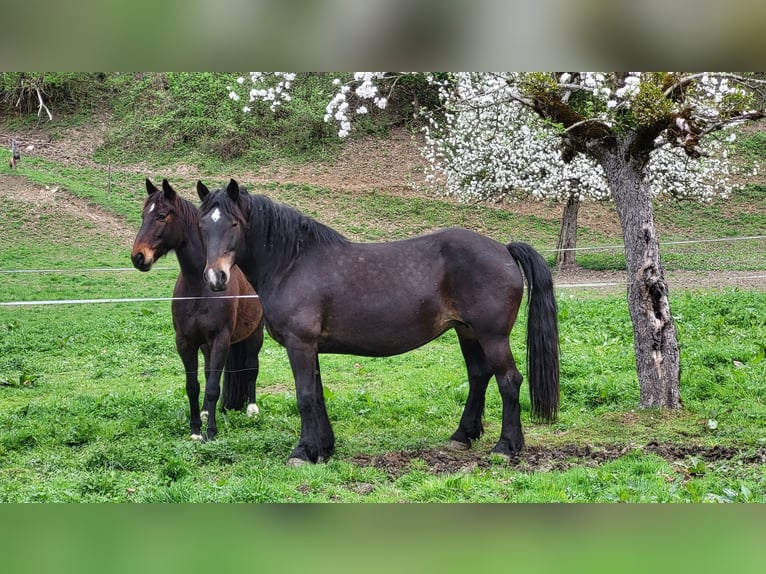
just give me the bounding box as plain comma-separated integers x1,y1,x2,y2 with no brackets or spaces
35,87,52,121
563,118,613,135
697,110,765,138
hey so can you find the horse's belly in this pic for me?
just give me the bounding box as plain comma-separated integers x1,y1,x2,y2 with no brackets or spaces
318,312,456,357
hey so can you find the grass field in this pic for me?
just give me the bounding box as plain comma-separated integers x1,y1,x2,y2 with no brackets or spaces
1,148,765,502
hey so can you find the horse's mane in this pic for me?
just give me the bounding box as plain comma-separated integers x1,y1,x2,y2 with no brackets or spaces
248,194,348,257
199,189,348,281
175,195,201,228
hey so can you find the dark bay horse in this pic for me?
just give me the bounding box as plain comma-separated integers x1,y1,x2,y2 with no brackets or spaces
131,179,264,440
198,179,559,465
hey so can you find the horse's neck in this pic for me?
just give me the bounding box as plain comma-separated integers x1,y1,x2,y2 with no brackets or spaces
173,207,207,285
244,196,345,293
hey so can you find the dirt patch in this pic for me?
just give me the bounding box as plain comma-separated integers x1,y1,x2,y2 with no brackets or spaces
350,443,766,478
248,127,428,195
553,267,766,293
0,173,135,246
0,114,110,170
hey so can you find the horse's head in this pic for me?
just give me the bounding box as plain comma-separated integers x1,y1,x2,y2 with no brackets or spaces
197,178,250,291
131,178,184,271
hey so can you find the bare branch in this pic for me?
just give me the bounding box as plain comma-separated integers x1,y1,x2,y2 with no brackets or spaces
697,110,765,139
664,72,766,99
36,87,53,121
563,118,614,135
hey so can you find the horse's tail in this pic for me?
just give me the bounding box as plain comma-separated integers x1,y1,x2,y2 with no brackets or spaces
221,339,253,411
507,242,560,422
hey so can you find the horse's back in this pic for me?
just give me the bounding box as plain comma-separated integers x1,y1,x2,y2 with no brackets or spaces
432,228,525,330
268,226,524,356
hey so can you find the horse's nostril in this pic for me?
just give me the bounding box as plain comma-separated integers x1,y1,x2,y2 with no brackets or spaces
205,267,229,291
132,252,151,271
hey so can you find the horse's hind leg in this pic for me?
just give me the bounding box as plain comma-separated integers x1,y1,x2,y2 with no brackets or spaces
177,338,203,440
449,330,493,450
480,337,525,457
245,324,264,417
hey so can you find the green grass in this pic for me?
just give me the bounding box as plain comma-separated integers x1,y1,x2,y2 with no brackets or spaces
6,150,764,275
1,113,765,501
1,179,765,501
1,290,764,502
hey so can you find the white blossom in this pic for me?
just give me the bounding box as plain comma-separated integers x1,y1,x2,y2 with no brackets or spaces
230,72,757,205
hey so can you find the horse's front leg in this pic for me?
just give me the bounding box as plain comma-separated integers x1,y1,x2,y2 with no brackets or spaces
286,344,334,465
177,338,202,440
201,336,229,440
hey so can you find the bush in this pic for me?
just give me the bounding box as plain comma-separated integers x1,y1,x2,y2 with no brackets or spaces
97,72,360,165
0,72,107,117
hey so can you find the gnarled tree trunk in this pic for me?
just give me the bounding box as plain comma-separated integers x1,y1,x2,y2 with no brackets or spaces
555,191,580,269
595,136,681,409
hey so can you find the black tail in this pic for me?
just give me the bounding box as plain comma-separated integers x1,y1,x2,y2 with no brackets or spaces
507,242,560,422
221,340,255,411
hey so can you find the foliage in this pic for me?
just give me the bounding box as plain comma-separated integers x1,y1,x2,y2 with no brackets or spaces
0,72,108,117
734,130,766,174
231,72,441,139
95,72,405,166
231,72,763,209
94,73,292,165
419,73,759,204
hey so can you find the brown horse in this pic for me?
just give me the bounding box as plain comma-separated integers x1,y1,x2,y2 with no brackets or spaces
131,178,264,440
198,179,559,465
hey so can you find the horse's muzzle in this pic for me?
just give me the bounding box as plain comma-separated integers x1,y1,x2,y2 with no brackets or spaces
131,251,153,272
205,266,230,291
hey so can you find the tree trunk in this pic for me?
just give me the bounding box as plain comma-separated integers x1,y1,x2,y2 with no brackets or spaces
596,138,681,409
555,192,580,269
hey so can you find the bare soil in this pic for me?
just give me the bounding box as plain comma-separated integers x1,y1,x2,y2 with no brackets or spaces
351,442,766,478
0,172,135,247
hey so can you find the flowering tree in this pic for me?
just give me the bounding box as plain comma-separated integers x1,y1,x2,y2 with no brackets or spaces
417,73,744,268
231,72,765,410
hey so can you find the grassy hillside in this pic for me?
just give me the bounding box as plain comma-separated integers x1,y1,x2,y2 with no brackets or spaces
0,89,765,502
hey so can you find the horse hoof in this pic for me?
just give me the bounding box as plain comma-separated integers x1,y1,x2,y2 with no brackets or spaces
200,410,209,422
190,434,204,441
246,403,260,417
447,439,470,451
286,457,310,468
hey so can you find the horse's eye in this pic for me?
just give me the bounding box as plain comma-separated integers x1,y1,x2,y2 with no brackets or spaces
157,213,167,221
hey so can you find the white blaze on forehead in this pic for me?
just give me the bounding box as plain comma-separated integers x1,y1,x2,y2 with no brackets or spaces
211,208,221,223
148,203,155,213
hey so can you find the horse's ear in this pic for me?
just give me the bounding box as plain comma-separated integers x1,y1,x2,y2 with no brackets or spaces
145,178,159,195
227,178,240,202
161,179,176,201
196,180,210,201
